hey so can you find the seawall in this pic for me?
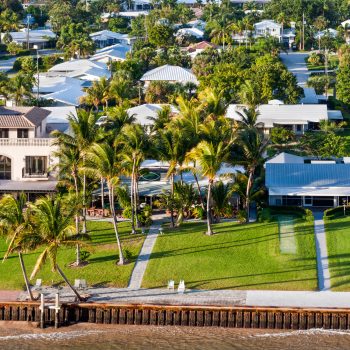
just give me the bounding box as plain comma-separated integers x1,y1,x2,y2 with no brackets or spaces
2,302,350,329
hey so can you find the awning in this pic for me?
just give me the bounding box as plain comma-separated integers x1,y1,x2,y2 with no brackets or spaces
0,181,57,193
269,187,350,197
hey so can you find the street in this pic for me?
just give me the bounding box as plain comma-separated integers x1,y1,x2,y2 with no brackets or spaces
280,51,310,86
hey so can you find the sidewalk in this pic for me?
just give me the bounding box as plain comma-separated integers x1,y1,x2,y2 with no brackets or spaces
10,287,350,309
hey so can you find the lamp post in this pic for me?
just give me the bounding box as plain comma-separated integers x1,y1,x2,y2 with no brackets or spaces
33,45,40,105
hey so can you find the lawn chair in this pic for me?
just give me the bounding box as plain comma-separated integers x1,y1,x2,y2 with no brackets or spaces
74,279,87,290
177,280,185,294
35,279,42,288
167,280,175,290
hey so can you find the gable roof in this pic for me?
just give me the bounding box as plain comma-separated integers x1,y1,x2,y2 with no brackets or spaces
266,152,305,164
140,65,198,84
0,107,50,128
127,104,179,125
187,41,216,51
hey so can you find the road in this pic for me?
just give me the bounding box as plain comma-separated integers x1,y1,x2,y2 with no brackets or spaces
0,49,63,73
280,52,310,86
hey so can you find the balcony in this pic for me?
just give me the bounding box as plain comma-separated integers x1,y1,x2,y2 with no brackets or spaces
0,138,53,147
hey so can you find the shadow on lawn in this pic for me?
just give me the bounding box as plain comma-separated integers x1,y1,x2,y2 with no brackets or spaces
326,253,350,289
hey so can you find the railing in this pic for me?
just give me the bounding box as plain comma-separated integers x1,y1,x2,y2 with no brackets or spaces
0,138,53,147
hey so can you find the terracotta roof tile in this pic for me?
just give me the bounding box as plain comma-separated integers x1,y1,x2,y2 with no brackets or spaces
0,106,50,128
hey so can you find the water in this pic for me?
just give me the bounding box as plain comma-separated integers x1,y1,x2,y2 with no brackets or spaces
1,322,350,349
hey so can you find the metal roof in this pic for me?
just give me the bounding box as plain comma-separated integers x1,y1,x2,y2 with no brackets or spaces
266,163,350,188
140,65,198,84
0,180,57,192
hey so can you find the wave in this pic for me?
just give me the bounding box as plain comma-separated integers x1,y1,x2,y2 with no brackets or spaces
0,330,105,341
251,329,350,338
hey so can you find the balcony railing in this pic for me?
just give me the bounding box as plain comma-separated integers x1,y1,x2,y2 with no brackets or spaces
0,138,53,147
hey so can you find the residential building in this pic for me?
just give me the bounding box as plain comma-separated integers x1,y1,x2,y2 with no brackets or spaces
176,27,204,40
266,152,350,208
0,106,59,198
2,29,56,49
186,41,217,59
226,104,343,135
127,104,179,131
90,44,131,63
140,65,198,87
90,30,136,48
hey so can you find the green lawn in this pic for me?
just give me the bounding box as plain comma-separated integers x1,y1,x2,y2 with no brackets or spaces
142,219,318,290
0,221,145,290
325,216,350,291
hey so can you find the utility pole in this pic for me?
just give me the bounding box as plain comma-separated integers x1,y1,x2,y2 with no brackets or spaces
302,12,305,51
325,47,329,99
26,15,30,50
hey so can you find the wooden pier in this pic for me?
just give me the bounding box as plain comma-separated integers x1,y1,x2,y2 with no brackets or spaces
2,301,350,329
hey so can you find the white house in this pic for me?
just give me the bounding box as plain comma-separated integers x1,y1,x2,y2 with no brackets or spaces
254,20,282,40
176,27,204,40
2,29,56,49
226,104,343,135
90,30,136,48
90,44,131,63
127,104,179,131
315,28,338,40
0,106,58,198
140,65,198,86
48,60,110,81
266,152,350,208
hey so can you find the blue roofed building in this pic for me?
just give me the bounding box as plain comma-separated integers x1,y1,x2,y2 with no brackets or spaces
265,153,350,208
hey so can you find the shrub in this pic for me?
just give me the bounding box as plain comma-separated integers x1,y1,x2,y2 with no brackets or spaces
324,206,350,220
138,204,153,227
259,207,272,222
236,210,247,224
260,206,314,222
122,206,132,219
192,205,205,219
80,250,91,262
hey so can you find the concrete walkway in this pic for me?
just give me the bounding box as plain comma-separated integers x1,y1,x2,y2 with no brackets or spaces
128,213,168,290
14,287,350,308
313,211,331,291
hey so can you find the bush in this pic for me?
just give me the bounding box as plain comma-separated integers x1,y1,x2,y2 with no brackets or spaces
80,250,91,262
138,204,153,227
260,206,314,222
236,210,247,224
324,206,350,220
192,205,206,220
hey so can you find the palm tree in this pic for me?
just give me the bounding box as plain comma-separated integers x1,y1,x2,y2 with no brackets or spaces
109,71,137,106
117,124,151,233
198,88,228,118
186,139,233,235
7,73,33,106
53,143,83,266
53,110,102,235
80,77,111,111
210,15,232,50
85,143,125,265
0,193,34,301
238,80,262,110
236,127,268,221
27,196,85,301
0,9,19,43
148,105,172,133
277,12,287,45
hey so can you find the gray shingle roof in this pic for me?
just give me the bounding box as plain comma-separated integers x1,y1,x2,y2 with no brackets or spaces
266,163,350,188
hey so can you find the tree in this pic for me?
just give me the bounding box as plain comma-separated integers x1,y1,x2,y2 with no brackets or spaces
236,127,268,221
336,44,350,105
186,138,233,235
148,23,174,48
314,16,328,50
209,15,232,50
85,143,125,265
270,127,295,145
0,194,34,301
0,9,19,43
118,124,151,233
28,196,85,301
80,77,111,111
7,73,34,106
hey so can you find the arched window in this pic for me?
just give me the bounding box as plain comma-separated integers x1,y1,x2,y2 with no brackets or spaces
0,156,11,180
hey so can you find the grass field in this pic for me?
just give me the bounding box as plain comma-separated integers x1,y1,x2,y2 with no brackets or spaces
142,218,318,291
325,216,350,291
0,220,145,290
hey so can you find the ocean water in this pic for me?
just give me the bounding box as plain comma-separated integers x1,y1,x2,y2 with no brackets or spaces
1,323,350,350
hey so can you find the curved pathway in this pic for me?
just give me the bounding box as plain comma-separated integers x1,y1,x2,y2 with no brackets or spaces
280,52,310,86
313,210,331,291
128,213,168,290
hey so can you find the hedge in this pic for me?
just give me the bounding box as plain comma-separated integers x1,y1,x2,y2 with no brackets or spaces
324,206,350,220
259,206,314,222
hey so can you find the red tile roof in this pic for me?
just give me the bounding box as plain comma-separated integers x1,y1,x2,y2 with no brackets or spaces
0,106,50,128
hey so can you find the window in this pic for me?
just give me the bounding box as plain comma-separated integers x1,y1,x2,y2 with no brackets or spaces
0,129,9,138
296,125,302,132
17,129,29,138
25,156,47,176
0,155,11,180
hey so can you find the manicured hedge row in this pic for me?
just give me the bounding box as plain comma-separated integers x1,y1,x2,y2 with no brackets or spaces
324,206,350,220
259,206,314,222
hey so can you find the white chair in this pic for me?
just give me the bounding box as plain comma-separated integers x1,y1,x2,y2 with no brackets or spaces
74,279,87,289
177,280,185,294
35,279,42,288
167,280,175,290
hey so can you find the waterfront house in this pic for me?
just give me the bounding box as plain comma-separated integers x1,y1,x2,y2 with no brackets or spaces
226,104,343,135
0,106,59,199
266,153,350,208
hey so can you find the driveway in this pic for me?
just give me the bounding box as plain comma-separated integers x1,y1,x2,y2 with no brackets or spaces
280,52,310,86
